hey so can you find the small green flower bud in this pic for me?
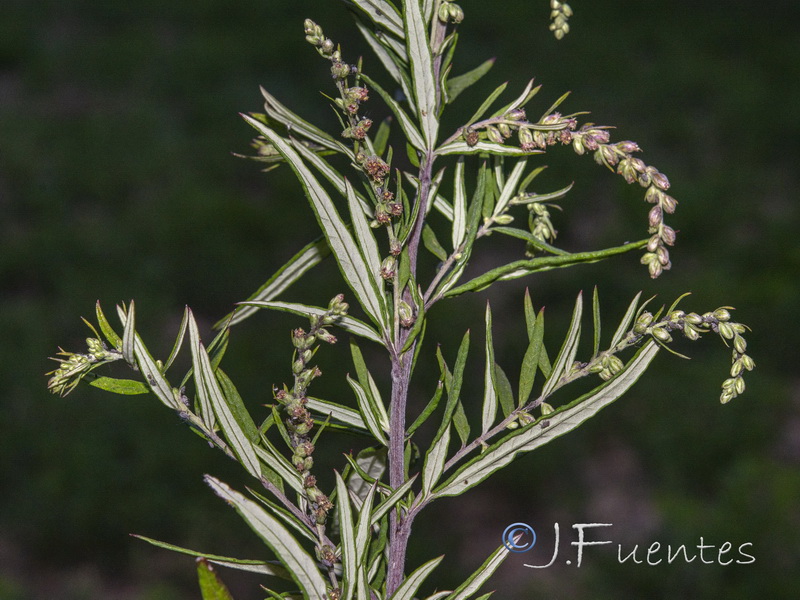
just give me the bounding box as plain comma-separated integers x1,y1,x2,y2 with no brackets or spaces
660,225,677,246
331,61,350,80
733,334,747,354
713,308,731,322
734,377,746,395
588,361,605,374
661,194,678,214
448,3,465,23
683,324,700,341
730,360,744,377
648,205,663,229
380,256,396,280
316,328,337,344
497,123,512,139
608,356,625,374
685,312,703,325
652,171,670,190
540,402,554,416
438,2,451,22
718,322,735,340
398,300,415,328
572,136,585,155
486,126,504,144
518,411,535,425
292,359,304,374
494,214,514,225
651,326,672,343
741,354,755,371
634,311,653,334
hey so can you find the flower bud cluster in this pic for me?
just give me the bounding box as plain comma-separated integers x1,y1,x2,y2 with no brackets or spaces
47,338,122,396
437,0,465,24
549,1,573,40
525,201,557,255
275,295,347,526
619,306,753,404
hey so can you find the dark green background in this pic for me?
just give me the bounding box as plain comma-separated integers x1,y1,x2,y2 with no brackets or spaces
2,1,798,598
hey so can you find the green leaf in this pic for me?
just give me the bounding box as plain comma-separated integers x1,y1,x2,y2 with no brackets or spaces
253,443,305,496
95,300,121,349
493,79,542,118
491,226,568,256
518,307,546,407
592,286,602,357
443,240,648,297
132,535,290,579
197,558,235,600
422,223,448,261
243,301,383,345
355,20,412,105
434,341,661,498
445,542,513,600
370,475,418,527
89,376,149,395
348,376,389,446
335,472,358,600
403,0,438,147
610,292,642,348
350,0,405,38
346,179,387,322
435,140,543,157
361,73,426,152
189,311,260,478
242,116,388,332
216,368,260,444
452,401,470,446
509,181,574,205
306,397,368,431
121,300,135,366
465,82,507,127
432,331,470,446
373,117,392,157
407,378,444,436
422,424,450,497
188,310,216,430
451,157,467,250
164,307,190,371
218,237,330,329
446,58,496,104
259,87,340,153
205,476,328,600
481,302,498,434
492,159,528,218
494,364,515,418
389,556,444,600
348,447,387,502
541,293,583,398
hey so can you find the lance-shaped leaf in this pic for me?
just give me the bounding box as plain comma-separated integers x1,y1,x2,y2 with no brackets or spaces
89,376,148,395
348,376,389,446
491,226,568,256
370,474,418,526
197,558,234,600
541,293,583,398
189,311,261,479
446,58,496,104
253,443,305,496
259,87,340,153
350,0,405,38
121,300,135,366
306,397,368,431
361,74,426,152
492,159,527,218
445,542,513,600
132,534,291,579
433,341,660,498
335,472,359,600
355,20,412,103
205,476,328,600
389,556,445,600
435,140,543,157
188,310,216,430
218,238,330,329
116,305,182,411
518,307,546,407
610,292,643,348
346,179,386,319
443,240,647,297
452,157,467,250
422,424,450,498
403,0,438,148
242,301,383,345
592,286,602,357
95,300,122,348
242,116,388,332
481,302,498,435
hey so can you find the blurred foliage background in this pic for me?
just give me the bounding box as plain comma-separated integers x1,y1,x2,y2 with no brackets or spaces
2,1,798,598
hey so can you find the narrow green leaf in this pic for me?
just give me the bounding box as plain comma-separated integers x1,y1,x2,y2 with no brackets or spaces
259,87,340,153
354,20,410,102
253,444,305,496
509,181,574,205
407,379,444,436
592,287,601,357
493,79,541,118
492,159,527,218
434,342,660,498
422,223,448,261
189,311,260,478
539,90,572,120
403,0,438,147
132,535,290,579
197,558,235,600
445,542,512,600
518,308,545,407
95,300,121,349
465,82,508,127
242,117,387,331
205,476,328,600
446,58,496,104
494,364,515,418
351,0,405,37
348,447,387,502
389,556,444,600
370,474,418,527
354,483,377,585
243,301,383,345
188,311,216,430
121,300,135,366
218,237,330,329
346,179,386,318
452,401,470,446
443,240,648,297
361,74,426,151
373,117,392,157
216,368,260,444
432,331,470,446
491,226,568,256
435,140,543,157
452,157,467,250
481,302,498,434
348,376,389,446
247,489,316,544
335,472,358,600
541,293,583,398
89,376,149,395
164,306,189,371
422,424,451,497
306,397,368,431
610,292,642,348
